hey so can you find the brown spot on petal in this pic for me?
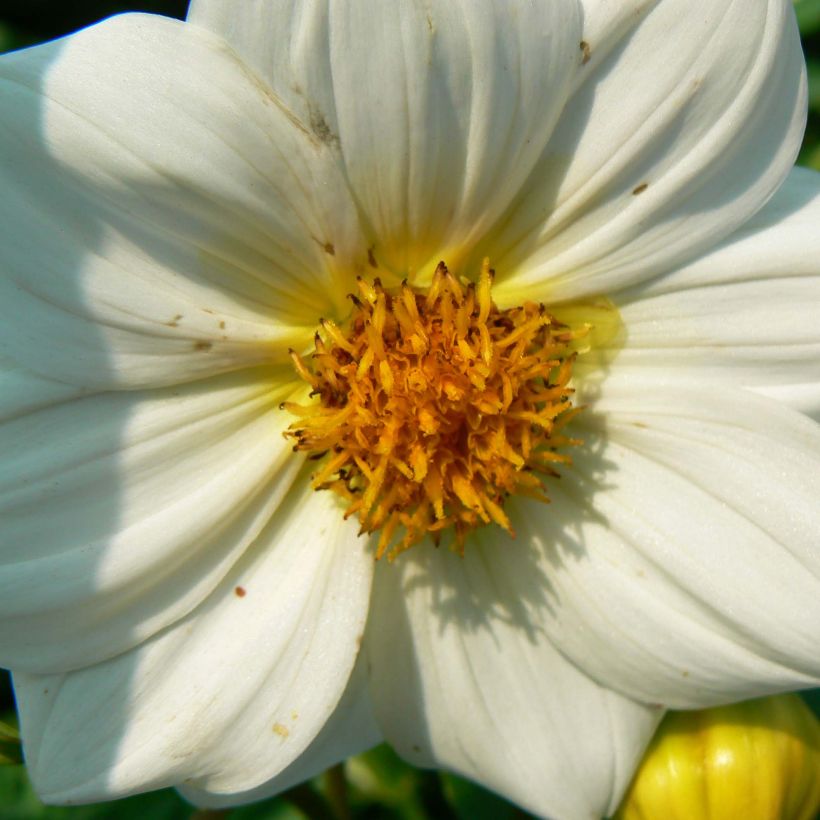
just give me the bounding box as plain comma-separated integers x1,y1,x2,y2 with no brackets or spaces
308,103,340,148
234,586,246,598
580,40,591,65
194,341,213,351
632,182,649,195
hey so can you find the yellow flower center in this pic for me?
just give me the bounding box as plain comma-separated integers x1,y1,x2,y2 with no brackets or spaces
283,259,588,559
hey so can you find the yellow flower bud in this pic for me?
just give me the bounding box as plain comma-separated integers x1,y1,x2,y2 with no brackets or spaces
615,694,820,820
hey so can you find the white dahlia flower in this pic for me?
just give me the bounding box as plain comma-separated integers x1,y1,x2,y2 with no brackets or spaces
0,2,818,819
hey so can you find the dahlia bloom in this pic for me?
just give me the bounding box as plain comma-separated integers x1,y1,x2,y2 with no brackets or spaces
0,1,818,818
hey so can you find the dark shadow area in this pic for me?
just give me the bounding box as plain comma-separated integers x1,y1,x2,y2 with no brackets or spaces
0,0,185,805
0,10,124,804
0,1,188,42
396,403,616,650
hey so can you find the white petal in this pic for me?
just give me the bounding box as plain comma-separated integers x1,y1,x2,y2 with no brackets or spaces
365,548,662,820
0,14,366,390
490,0,807,303
520,374,820,708
619,166,820,293
0,355,84,424
0,368,301,673
571,0,658,75
754,382,820,422
14,483,373,803
611,167,820,410
188,0,582,279
179,653,380,809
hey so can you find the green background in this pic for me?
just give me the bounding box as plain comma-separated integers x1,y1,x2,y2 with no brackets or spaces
0,1,818,818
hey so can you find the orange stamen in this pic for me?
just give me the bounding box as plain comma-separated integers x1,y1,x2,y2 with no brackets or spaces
284,260,580,559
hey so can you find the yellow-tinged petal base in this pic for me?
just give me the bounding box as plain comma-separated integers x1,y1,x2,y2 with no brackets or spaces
615,694,820,820
283,260,585,559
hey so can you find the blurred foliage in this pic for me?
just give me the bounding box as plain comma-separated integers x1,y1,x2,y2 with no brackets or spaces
796,0,820,166
796,0,820,32
0,1,818,819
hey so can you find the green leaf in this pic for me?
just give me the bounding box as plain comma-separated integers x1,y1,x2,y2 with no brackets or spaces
795,0,820,35
0,717,22,766
807,58,820,111
0,23,17,54
0,765,190,820
798,136,820,170
0,719,20,744
345,745,430,820
440,773,522,820
0,22,38,55
346,745,419,804
232,798,305,820
0,748,22,766
801,688,820,719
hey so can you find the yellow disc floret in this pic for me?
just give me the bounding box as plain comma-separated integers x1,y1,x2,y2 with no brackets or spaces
283,259,584,559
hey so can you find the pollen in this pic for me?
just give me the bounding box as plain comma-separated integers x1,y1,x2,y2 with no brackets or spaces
283,260,585,560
